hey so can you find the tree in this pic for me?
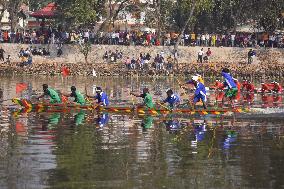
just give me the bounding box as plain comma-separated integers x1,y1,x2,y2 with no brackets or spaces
7,0,23,32
56,0,97,28
79,41,92,64
96,0,130,33
144,0,174,41
253,0,284,32
171,0,213,58
0,0,8,29
28,0,50,11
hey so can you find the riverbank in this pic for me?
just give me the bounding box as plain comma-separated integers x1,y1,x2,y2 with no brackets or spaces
0,44,283,78
0,43,283,64
1,61,284,81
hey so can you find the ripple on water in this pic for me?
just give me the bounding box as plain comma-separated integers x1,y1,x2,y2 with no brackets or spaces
0,76,283,189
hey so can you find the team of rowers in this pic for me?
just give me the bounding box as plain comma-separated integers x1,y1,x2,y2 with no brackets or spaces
37,68,282,110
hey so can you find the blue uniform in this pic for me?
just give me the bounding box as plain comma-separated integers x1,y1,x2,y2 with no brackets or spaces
193,82,207,103
97,113,109,127
222,72,236,89
95,92,109,106
163,94,180,108
166,120,181,131
194,125,206,142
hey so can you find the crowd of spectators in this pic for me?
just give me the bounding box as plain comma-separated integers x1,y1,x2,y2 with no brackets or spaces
0,28,283,48
124,52,175,71
103,50,123,63
18,47,33,66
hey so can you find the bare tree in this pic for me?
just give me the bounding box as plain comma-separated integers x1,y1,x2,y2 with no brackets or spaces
7,0,23,32
0,0,8,29
96,0,130,33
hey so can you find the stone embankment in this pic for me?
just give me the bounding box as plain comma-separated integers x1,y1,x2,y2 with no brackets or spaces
0,43,283,79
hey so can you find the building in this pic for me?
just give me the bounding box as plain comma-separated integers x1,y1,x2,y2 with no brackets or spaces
0,3,30,31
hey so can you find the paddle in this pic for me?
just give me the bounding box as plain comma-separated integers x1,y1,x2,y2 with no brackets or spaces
156,102,171,111
84,86,96,103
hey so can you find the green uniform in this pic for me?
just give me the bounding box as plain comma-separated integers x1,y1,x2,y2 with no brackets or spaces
141,116,153,129
75,111,85,125
48,113,61,128
225,88,238,98
71,91,85,105
142,93,154,109
45,88,61,104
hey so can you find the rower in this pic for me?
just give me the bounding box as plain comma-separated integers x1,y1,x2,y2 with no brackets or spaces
38,84,61,104
197,74,204,84
182,74,204,86
260,83,272,93
65,86,85,105
87,87,109,106
221,68,238,106
192,76,207,109
161,89,180,109
272,81,282,93
211,80,224,90
130,88,154,109
241,80,255,93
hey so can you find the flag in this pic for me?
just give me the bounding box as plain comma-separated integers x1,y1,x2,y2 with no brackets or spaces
16,83,28,94
62,66,70,77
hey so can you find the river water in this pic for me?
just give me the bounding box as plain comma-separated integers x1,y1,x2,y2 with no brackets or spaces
0,76,283,189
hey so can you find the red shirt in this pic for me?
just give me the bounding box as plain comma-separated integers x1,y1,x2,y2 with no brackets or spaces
206,50,211,56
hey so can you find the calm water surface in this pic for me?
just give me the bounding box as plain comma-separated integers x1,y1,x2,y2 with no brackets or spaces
0,76,283,189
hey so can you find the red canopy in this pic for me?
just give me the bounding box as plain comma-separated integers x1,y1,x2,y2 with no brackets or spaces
30,3,57,19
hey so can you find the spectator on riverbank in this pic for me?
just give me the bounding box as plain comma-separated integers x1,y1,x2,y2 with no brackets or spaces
197,48,204,63
0,28,283,49
0,47,5,61
5,55,11,64
205,48,212,63
125,57,131,69
167,55,174,70
248,49,254,64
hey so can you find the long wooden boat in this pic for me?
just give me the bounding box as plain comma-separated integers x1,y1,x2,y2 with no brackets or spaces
12,98,249,116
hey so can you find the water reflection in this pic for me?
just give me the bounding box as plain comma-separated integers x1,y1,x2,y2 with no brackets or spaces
0,76,283,188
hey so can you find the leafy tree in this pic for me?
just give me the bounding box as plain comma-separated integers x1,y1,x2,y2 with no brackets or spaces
56,0,97,27
171,0,214,55
28,0,50,11
253,0,284,32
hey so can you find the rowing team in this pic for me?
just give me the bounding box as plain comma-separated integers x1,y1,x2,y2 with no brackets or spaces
212,79,282,93
38,68,240,109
